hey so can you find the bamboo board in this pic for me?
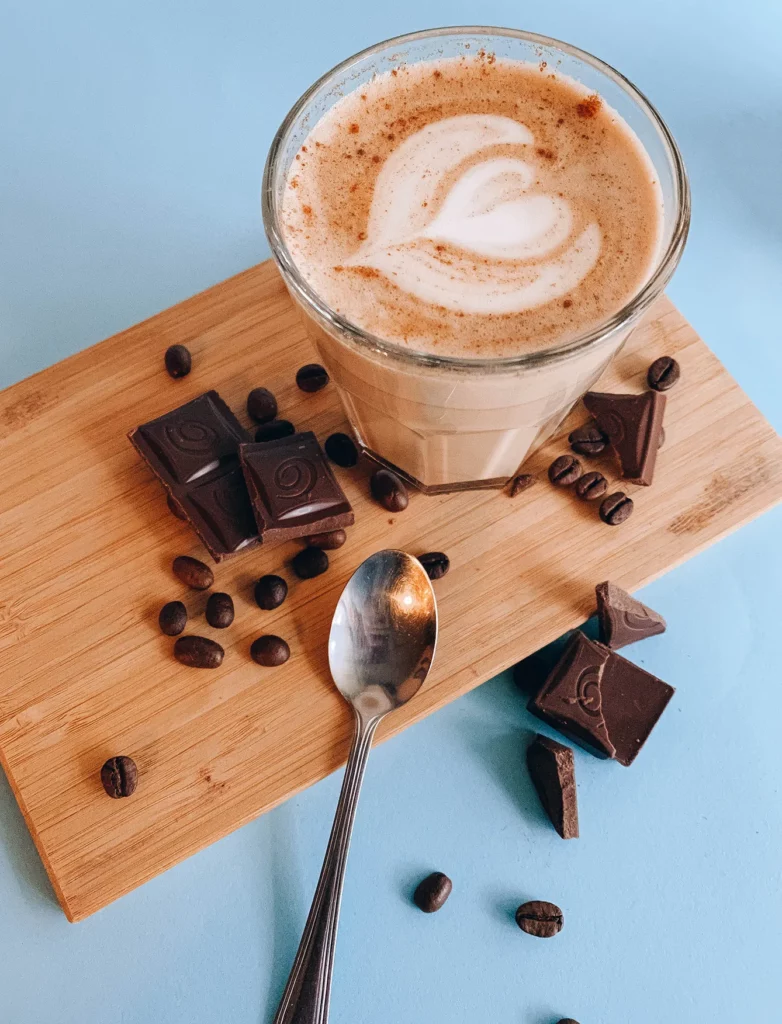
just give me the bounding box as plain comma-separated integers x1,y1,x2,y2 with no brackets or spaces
1,261,781,921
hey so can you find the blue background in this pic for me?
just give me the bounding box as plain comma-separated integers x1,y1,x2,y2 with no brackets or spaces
1,2,781,1022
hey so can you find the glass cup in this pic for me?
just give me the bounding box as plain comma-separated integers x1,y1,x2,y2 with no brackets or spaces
263,27,690,493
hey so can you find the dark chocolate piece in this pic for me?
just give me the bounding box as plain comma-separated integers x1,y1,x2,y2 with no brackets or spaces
526,734,579,839
597,650,674,766
129,391,258,561
583,390,666,485
255,420,296,443
240,431,354,543
595,581,666,650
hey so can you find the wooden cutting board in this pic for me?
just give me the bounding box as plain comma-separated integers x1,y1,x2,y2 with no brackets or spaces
1,261,781,922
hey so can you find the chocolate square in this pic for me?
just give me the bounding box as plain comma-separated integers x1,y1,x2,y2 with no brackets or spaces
583,390,666,486
240,432,354,543
595,581,666,650
598,651,675,766
129,391,258,561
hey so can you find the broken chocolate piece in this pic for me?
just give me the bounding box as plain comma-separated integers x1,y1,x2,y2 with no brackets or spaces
129,391,258,561
583,390,666,486
595,581,666,650
527,734,579,839
240,431,354,543
597,651,674,766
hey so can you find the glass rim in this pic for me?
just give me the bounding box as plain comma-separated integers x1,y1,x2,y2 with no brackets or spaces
262,25,690,373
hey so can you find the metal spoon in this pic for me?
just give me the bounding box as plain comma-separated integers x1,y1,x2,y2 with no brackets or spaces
273,549,438,1024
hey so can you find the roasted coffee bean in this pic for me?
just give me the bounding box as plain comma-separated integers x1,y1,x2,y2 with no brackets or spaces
413,872,452,913
599,491,634,526
292,546,329,579
174,635,224,669
370,468,409,512
159,600,187,636
167,494,188,520
515,900,564,938
296,363,329,392
164,344,192,379
569,421,608,456
647,355,680,391
324,432,359,467
205,592,234,629
419,552,450,580
250,634,290,666
556,1019,580,1023
306,529,346,550
101,755,138,798
173,555,214,590
508,473,536,497
254,574,288,609
548,455,582,486
246,387,278,424
574,471,608,501
255,419,295,443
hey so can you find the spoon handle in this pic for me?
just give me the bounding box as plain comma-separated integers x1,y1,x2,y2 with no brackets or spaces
272,711,379,1024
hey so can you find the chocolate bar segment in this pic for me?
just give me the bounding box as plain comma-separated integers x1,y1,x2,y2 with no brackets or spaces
595,581,666,649
240,432,354,543
527,734,579,839
129,391,258,561
583,390,666,486
598,651,675,766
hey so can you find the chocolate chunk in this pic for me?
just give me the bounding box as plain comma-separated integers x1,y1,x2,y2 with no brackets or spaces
599,491,634,526
568,421,608,456
548,455,581,486
101,756,138,798
583,390,666,485
246,387,278,423
529,632,615,759
173,555,214,590
413,872,452,913
254,574,288,609
255,419,296,443
174,635,224,669
508,473,536,496
526,734,579,840
595,581,666,650
647,355,680,391
129,391,258,561
164,344,192,379
296,363,329,392
574,471,607,501
292,546,329,579
529,631,674,766
240,431,354,543
205,592,234,629
370,468,409,511
250,634,290,666
159,600,187,636
325,432,359,467
515,901,563,938
418,552,450,580
306,529,346,549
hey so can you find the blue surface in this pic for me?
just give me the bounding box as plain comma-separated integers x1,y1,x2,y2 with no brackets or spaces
1,2,781,1022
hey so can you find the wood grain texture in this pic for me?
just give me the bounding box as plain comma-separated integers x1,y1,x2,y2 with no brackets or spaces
1,260,780,921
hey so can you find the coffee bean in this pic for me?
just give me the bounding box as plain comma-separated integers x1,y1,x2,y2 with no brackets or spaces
254,574,288,609
255,420,295,443
556,1019,580,1023
174,635,224,668
247,387,278,424
370,468,409,511
569,421,608,456
574,471,608,501
164,344,192,379
508,473,536,497
419,551,450,580
325,432,359,467
101,755,138,798
159,600,187,636
647,355,680,391
292,547,329,579
515,900,564,938
167,494,188,521
306,529,346,550
296,363,329,393
250,634,290,666
413,872,452,913
205,592,234,629
173,555,214,590
548,455,582,486
599,491,634,526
